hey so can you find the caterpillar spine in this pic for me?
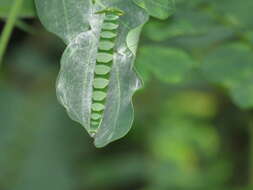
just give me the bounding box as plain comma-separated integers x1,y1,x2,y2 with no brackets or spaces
89,8,124,137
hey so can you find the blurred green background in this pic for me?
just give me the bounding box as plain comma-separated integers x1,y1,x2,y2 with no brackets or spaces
1,0,253,189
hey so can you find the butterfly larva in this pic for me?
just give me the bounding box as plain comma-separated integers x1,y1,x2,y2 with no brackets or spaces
89,8,124,137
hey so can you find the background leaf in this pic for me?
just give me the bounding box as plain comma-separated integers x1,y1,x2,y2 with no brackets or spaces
133,0,175,19
201,43,253,108
136,46,195,83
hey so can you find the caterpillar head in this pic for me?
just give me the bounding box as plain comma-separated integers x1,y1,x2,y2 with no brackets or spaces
96,8,125,16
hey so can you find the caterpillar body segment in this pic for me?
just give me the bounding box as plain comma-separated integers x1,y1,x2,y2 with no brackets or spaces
89,8,123,136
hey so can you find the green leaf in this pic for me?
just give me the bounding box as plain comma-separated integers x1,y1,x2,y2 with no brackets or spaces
245,31,253,45
210,0,253,28
201,43,253,87
133,0,175,19
201,43,253,109
35,0,91,44
0,0,35,18
136,46,195,83
230,80,253,109
144,8,233,43
35,0,149,147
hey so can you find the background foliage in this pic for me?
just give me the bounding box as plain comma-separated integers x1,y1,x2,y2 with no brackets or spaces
1,0,253,189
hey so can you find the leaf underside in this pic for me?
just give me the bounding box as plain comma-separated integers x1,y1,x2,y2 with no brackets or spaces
35,0,149,147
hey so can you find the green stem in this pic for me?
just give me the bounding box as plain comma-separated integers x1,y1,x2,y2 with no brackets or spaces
0,0,23,66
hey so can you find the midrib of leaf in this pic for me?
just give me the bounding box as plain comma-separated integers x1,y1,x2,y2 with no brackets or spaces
0,0,24,66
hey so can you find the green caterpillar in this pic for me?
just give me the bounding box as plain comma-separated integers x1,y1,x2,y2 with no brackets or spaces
89,8,124,136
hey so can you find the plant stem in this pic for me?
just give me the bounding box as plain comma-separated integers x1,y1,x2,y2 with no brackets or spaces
0,0,24,66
